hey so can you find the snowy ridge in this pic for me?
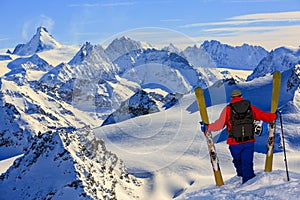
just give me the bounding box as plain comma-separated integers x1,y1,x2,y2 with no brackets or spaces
68,42,117,81
199,40,268,69
7,54,53,72
162,43,181,54
38,42,140,114
4,54,53,84
114,48,207,93
12,27,62,56
0,78,32,160
248,46,300,81
0,127,143,200
105,36,151,61
102,89,182,126
181,44,216,68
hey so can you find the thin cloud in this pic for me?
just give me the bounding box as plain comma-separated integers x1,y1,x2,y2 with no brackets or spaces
22,15,55,40
0,37,10,41
181,20,251,28
229,11,300,21
181,11,300,28
68,3,99,7
75,32,100,36
68,1,136,7
203,25,300,33
160,19,183,22
224,0,281,2
193,25,300,50
39,15,55,30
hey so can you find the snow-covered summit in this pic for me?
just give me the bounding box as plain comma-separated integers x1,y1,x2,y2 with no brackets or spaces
105,36,151,61
68,42,117,81
181,44,216,68
162,43,181,54
247,46,300,81
12,26,62,56
200,40,268,70
114,48,207,93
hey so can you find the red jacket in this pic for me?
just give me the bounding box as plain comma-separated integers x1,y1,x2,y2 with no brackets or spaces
208,96,277,145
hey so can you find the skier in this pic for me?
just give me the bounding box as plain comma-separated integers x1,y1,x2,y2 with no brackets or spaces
201,89,277,184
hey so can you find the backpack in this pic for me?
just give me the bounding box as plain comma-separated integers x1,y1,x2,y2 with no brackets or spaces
229,100,254,142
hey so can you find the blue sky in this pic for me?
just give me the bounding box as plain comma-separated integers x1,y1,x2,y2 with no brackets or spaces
1,0,300,50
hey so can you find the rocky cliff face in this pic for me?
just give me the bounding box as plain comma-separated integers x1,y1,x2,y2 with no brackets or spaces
0,127,143,200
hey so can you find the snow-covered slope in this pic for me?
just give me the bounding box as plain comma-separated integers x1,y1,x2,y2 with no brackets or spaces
186,170,300,199
247,46,300,81
12,27,62,56
5,54,53,83
0,73,106,161
0,127,143,200
0,79,32,160
37,45,80,66
94,68,300,200
114,48,207,93
7,54,53,72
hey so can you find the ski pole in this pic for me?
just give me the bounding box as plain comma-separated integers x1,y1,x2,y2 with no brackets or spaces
279,110,290,181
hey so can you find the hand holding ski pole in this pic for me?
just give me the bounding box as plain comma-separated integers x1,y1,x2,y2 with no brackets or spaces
200,121,208,135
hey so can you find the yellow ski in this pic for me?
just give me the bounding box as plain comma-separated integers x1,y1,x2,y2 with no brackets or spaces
264,71,281,172
195,87,224,186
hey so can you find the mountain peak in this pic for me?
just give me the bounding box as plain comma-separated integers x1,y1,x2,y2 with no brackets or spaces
162,43,180,54
12,26,62,56
68,42,108,65
105,36,150,61
36,26,48,33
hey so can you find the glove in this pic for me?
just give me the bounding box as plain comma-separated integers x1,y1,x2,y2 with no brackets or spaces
200,121,208,134
275,109,281,120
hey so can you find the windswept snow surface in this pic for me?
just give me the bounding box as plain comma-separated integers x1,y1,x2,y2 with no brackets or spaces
186,170,300,200
95,71,300,200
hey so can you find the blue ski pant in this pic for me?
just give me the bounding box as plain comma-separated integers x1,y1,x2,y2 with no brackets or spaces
229,142,256,183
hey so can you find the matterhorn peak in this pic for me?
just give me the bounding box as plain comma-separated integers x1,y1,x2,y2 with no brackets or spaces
11,26,62,56
36,26,48,33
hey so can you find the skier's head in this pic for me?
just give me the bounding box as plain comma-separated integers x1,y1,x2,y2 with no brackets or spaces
231,89,242,98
